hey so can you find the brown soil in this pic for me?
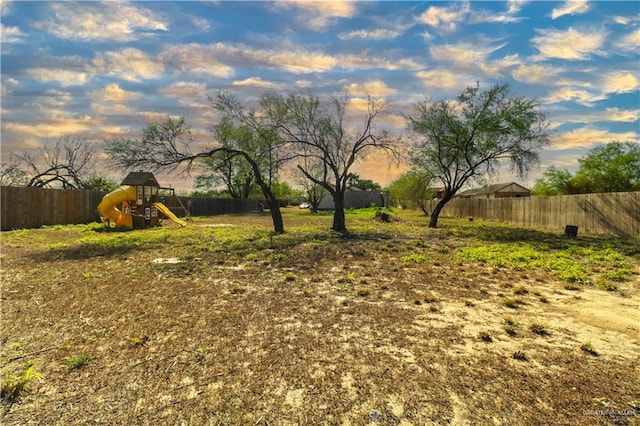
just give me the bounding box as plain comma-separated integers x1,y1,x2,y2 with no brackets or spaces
1,212,638,425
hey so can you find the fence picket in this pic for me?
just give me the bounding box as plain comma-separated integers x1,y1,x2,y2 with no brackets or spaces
423,192,639,237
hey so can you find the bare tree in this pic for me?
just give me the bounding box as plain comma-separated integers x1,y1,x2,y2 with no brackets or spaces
106,112,288,234
0,161,29,187
12,137,97,189
262,92,400,234
291,148,327,212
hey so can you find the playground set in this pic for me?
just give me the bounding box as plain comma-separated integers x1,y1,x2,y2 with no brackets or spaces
97,172,190,228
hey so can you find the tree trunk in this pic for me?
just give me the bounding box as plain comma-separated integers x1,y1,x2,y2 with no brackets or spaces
429,194,452,228
332,192,347,234
267,194,285,234
240,151,285,234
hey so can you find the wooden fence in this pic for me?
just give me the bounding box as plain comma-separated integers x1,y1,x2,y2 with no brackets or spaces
1,186,106,230
3,186,638,237
0,186,272,231
423,191,640,237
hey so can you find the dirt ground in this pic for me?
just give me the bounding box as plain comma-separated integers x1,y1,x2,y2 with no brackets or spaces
1,210,639,425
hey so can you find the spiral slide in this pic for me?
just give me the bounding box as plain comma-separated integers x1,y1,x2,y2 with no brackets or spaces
97,186,136,227
153,202,187,227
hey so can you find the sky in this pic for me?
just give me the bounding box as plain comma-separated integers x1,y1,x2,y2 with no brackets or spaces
1,0,639,191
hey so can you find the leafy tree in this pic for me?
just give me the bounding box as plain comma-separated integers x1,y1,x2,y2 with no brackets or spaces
269,181,302,202
194,151,257,198
262,92,399,234
385,170,435,213
572,142,640,193
84,176,118,192
407,83,550,228
11,137,97,189
347,173,382,192
531,166,575,196
532,142,640,195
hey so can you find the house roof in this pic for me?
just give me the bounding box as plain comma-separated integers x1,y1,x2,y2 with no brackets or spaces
456,182,530,197
120,172,160,187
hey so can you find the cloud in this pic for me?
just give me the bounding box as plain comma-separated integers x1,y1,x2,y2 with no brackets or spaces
32,89,72,109
472,0,528,24
555,107,639,124
274,0,356,30
232,77,278,89
33,2,167,42
255,48,337,74
543,87,605,106
89,83,142,104
190,16,210,31
295,80,313,89
613,29,640,53
429,43,519,77
26,68,89,86
551,0,590,19
417,2,470,32
338,28,403,41
430,43,492,67
512,64,561,84
601,71,639,94
2,113,119,140
160,44,234,78
158,81,207,99
532,27,606,60
550,126,638,149
344,80,397,98
1,23,25,43
92,48,164,81
416,69,476,92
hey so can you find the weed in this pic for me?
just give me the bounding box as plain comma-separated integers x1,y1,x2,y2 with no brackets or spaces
596,281,618,291
401,253,431,263
244,253,259,262
504,325,517,336
478,331,493,342
513,285,528,295
129,335,150,348
538,295,548,303
61,354,93,372
529,322,549,336
502,298,519,309
1,365,42,402
603,268,632,282
580,341,599,356
195,346,209,363
267,253,287,263
230,285,246,294
563,283,581,291
512,351,528,361
356,288,370,297
283,272,297,282
423,294,439,303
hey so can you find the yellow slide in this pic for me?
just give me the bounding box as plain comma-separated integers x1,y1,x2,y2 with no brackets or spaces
97,186,136,227
153,202,187,227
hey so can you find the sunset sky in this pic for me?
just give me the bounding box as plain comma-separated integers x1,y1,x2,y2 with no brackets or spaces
1,1,638,191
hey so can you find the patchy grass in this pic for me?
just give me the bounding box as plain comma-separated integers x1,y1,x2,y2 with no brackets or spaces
1,209,638,425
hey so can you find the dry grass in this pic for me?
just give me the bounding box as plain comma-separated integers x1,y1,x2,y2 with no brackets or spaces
1,208,639,425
